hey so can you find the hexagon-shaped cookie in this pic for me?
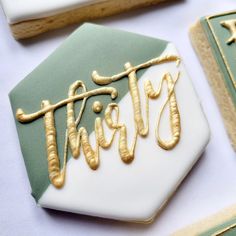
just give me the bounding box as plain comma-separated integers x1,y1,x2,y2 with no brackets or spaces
9,23,210,223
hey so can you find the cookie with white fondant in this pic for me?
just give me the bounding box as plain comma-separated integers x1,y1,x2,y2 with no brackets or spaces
0,0,173,39
9,23,210,223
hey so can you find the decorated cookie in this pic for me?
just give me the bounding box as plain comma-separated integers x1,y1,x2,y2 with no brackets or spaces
173,204,236,236
190,11,236,151
9,23,210,223
0,0,172,39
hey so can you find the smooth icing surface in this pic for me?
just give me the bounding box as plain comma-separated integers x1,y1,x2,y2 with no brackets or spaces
38,44,210,222
0,0,105,24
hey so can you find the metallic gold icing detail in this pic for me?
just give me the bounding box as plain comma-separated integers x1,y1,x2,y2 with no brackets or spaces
92,55,180,85
144,72,180,150
155,72,180,150
125,62,148,137
212,222,236,236
221,19,236,44
66,81,117,170
16,86,118,123
41,100,67,188
92,55,180,138
16,55,181,188
206,14,236,89
92,101,103,113
17,81,118,187
105,103,138,164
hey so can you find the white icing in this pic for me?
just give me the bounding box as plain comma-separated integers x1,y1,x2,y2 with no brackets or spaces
38,44,210,222
0,0,107,24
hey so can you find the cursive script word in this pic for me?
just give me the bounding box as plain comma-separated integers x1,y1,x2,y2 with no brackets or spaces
16,55,181,188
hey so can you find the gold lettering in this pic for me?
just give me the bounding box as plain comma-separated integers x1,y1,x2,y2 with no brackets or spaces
92,101,103,113
16,55,181,188
92,54,181,150
145,72,181,150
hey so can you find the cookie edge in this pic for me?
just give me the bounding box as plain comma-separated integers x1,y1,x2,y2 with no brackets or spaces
8,0,168,39
189,20,236,151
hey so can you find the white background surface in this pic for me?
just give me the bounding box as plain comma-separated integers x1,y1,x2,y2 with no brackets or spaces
0,0,236,235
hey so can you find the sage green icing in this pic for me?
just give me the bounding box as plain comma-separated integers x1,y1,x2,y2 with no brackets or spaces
200,217,236,236
200,13,236,107
9,23,168,201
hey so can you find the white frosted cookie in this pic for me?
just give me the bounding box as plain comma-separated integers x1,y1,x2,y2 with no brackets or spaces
9,24,210,223
1,0,171,39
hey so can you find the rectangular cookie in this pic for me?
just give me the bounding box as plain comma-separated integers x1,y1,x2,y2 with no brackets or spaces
173,204,236,236
9,23,209,223
1,0,171,39
190,11,236,151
